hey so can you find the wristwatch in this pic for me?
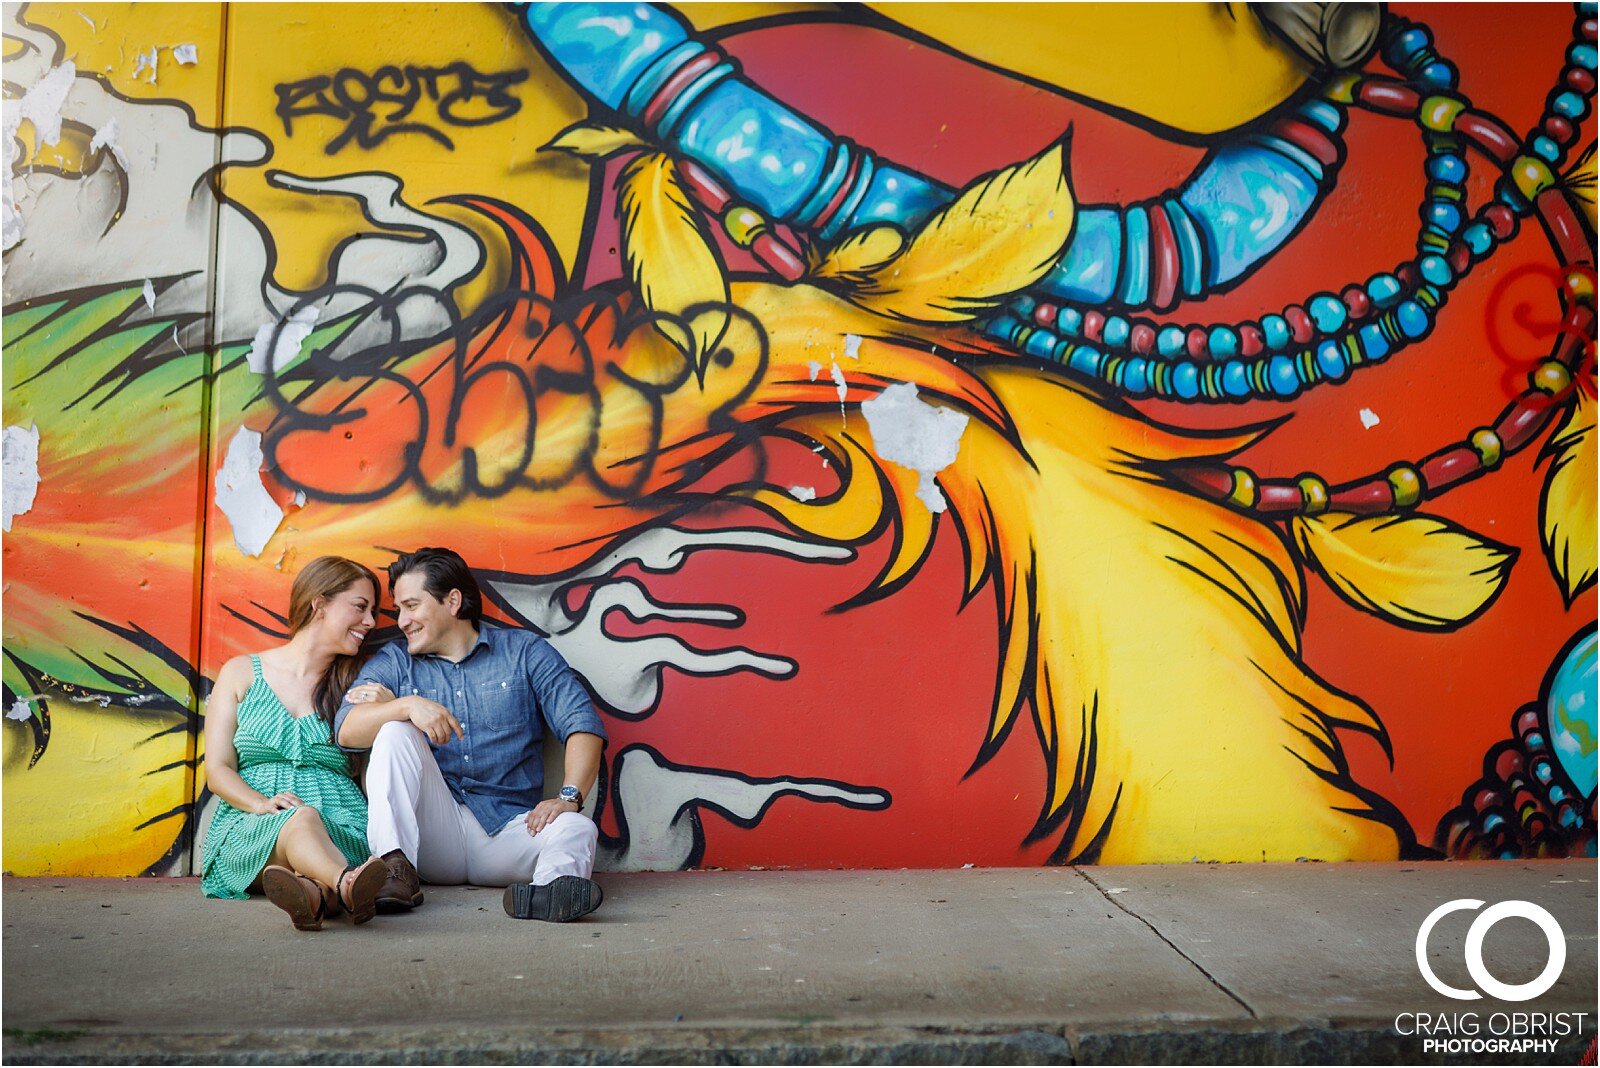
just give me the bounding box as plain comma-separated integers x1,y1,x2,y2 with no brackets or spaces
558,784,583,807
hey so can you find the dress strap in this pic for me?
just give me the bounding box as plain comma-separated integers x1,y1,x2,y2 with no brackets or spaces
250,654,264,682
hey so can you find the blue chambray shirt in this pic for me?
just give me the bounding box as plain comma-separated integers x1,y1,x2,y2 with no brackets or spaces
334,623,607,834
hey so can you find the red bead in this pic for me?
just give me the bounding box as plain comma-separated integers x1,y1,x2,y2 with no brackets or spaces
1284,306,1314,344
1567,67,1596,94
1396,263,1420,289
1582,17,1597,39
1456,111,1519,163
1341,286,1371,320
1186,327,1208,360
1082,310,1105,343
1146,205,1180,312
1474,788,1503,811
1495,391,1556,451
1256,484,1301,512
1274,118,1339,167
1034,302,1058,327
1516,709,1543,737
1130,324,1156,355
1484,203,1517,239
1357,80,1420,115
1543,114,1576,145
1239,324,1264,358
1328,480,1393,514
1420,446,1479,490
1447,242,1472,273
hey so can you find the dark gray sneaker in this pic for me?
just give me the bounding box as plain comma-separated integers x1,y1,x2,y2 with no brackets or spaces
503,875,603,922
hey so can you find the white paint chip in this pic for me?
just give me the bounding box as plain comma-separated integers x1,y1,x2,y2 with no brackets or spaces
214,427,283,557
19,63,76,146
1359,407,1380,429
88,117,130,170
3,423,41,532
143,279,157,312
829,359,847,403
842,333,861,359
248,306,319,375
807,359,822,382
172,43,199,65
7,698,33,722
132,47,159,84
860,382,969,514
788,485,817,502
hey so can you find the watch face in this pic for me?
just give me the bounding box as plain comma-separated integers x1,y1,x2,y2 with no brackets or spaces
560,787,580,803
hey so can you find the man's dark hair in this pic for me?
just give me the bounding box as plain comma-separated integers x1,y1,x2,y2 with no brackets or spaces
388,547,483,625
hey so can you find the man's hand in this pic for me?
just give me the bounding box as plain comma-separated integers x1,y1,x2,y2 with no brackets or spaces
251,791,303,814
525,798,579,836
344,682,395,705
406,696,464,745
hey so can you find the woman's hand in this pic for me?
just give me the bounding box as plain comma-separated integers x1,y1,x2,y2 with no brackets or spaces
251,792,304,814
345,682,395,705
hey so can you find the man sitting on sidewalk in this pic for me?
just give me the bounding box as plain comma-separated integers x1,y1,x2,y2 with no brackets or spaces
335,547,607,922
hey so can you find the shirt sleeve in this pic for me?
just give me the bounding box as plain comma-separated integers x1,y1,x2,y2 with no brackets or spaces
333,642,406,752
524,636,607,744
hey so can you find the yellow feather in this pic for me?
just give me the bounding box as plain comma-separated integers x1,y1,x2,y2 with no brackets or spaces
849,141,1075,323
1540,388,1597,602
812,225,905,282
1292,511,1516,629
939,367,1396,862
544,122,650,161
618,152,729,361
1562,141,1596,231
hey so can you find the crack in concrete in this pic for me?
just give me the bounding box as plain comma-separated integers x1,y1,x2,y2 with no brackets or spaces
1076,867,1258,1021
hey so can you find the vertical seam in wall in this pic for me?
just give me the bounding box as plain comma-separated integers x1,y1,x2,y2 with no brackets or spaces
186,0,233,877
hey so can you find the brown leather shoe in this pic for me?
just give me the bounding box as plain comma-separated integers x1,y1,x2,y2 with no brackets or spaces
261,865,331,931
376,848,424,912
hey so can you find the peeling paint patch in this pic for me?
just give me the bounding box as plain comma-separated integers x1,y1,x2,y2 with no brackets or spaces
788,485,817,502
132,47,158,84
1359,407,1380,429
172,43,198,65
19,62,75,146
88,117,130,170
807,359,822,382
142,279,156,312
3,423,41,532
214,427,283,557
7,699,33,721
860,382,969,514
247,306,319,375
842,332,861,359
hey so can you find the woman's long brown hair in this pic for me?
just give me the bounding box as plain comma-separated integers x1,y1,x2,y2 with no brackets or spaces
286,556,383,728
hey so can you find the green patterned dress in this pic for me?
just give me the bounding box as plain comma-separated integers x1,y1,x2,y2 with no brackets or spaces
200,655,371,899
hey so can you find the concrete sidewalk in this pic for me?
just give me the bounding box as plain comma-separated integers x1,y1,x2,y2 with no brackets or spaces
3,861,1595,1065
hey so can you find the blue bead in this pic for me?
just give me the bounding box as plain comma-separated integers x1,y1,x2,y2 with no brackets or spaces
1418,61,1456,88
1554,91,1587,119
1550,784,1568,805
1221,361,1251,398
1068,344,1103,377
1058,306,1083,335
1571,42,1598,71
1261,314,1291,352
1463,223,1493,256
1425,153,1466,184
1582,2,1598,17
1315,340,1349,382
1012,295,1037,316
1103,315,1131,347
1301,99,1344,135
1172,361,1200,400
1157,325,1187,357
1558,807,1581,829
1268,355,1301,395
1532,136,1562,163
1309,294,1346,333
1122,357,1149,394
1367,273,1402,308
1397,301,1430,339
1053,339,1073,363
1024,328,1058,361
1385,26,1430,64
1358,323,1391,362
1425,202,1463,234
1208,326,1239,358
1419,254,1453,287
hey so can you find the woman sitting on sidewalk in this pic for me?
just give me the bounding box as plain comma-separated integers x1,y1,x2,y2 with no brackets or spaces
200,556,388,930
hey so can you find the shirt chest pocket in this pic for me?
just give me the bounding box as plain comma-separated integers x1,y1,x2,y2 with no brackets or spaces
473,677,531,732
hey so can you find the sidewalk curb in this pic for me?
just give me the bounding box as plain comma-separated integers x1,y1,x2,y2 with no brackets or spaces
3,1021,1589,1066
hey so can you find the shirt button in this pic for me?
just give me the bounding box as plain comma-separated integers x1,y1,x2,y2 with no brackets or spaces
455,690,462,697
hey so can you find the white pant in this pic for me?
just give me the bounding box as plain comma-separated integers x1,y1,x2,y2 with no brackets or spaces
364,721,597,887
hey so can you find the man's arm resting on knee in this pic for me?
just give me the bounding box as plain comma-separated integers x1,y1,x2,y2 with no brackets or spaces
337,696,464,749
527,731,604,835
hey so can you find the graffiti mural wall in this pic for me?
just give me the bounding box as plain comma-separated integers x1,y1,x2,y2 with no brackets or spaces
3,2,1595,875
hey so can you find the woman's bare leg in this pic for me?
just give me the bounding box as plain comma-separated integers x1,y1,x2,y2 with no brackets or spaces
267,806,350,890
